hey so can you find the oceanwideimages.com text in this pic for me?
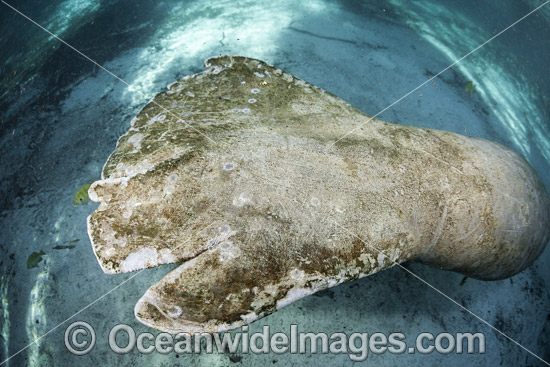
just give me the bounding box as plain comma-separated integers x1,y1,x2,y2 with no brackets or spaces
66,322,486,361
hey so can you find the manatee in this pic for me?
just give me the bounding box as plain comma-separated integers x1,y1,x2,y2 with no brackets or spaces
87,55,550,334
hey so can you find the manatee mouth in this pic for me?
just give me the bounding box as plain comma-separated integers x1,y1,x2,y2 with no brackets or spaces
87,55,550,334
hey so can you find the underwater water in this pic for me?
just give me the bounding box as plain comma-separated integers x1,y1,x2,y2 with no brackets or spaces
0,0,549,365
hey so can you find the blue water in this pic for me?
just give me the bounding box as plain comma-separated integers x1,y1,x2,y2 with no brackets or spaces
1,0,549,365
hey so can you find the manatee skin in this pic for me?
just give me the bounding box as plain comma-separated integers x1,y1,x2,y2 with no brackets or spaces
86,55,550,333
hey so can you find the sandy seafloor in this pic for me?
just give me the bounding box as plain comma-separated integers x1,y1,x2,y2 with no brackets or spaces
0,0,549,365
